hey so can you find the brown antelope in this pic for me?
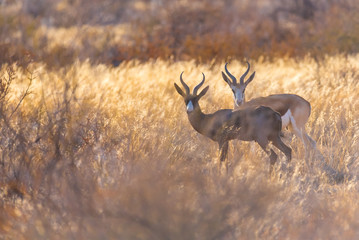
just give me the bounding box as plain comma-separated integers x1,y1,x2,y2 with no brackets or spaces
174,72,292,173
222,62,316,152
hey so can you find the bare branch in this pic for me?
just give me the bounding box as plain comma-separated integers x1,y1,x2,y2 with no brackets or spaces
9,69,34,119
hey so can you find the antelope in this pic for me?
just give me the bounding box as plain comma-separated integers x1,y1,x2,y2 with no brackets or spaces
222,62,316,152
174,72,292,173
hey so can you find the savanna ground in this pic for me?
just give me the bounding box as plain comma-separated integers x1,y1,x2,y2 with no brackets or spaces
0,0,359,240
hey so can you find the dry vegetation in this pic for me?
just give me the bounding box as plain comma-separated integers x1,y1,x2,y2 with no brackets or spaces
0,0,359,239
0,55,357,239
1,0,359,66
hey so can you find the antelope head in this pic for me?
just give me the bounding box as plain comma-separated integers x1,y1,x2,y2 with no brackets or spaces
174,72,209,113
222,61,256,107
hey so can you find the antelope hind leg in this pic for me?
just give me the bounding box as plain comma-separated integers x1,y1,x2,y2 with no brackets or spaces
271,134,292,163
256,138,278,174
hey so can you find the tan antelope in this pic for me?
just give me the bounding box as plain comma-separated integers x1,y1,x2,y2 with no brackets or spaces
174,72,292,173
222,62,316,152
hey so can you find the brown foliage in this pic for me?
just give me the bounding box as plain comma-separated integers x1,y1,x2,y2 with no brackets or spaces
1,0,359,67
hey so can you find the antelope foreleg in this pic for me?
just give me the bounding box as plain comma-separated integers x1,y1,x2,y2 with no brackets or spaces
219,141,229,173
269,149,278,175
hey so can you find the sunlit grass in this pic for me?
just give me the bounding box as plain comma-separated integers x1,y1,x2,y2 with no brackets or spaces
0,54,358,239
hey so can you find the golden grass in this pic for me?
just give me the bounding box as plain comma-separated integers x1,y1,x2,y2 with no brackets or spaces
0,54,358,239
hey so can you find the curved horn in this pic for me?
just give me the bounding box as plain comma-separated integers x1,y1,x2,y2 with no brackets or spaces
180,71,190,95
193,72,205,95
224,62,237,84
239,61,250,84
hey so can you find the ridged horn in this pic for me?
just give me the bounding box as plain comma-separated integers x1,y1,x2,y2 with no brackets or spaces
239,61,250,84
180,71,190,95
224,62,237,84
193,72,205,95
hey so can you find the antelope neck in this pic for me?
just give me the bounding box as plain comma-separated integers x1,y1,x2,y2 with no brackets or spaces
187,107,207,136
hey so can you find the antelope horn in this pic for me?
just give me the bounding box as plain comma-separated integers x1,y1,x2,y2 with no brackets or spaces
240,61,250,84
180,71,190,95
224,63,237,84
193,72,205,95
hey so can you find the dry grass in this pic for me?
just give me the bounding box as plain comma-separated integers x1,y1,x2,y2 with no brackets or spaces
2,1,359,65
0,54,358,239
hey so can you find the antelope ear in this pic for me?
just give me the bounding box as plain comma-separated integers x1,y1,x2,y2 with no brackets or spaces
221,72,231,85
174,83,186,97
198,86,209,98
245,72,255,86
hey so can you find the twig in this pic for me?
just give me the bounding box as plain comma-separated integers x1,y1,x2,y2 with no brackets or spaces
9,69,34,119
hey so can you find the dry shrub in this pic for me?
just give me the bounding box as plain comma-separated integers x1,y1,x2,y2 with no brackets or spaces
118,0,359,62
1,0,359,67
0,55,358,239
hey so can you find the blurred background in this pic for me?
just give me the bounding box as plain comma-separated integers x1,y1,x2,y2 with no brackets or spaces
0,1,359,239
1,0,359,67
